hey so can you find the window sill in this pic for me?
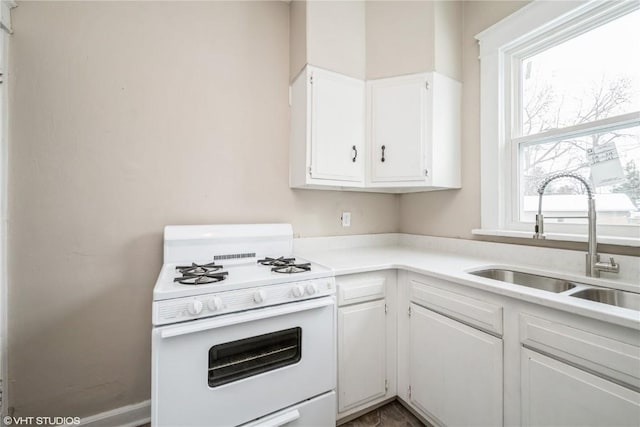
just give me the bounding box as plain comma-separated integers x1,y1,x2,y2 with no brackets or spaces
471,229,640,248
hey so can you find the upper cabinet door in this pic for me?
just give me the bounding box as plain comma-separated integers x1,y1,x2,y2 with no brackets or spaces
310,68,365,183
369,75,428,183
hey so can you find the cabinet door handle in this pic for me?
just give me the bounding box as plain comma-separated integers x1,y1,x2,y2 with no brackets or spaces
352,145,358,162
381,145,386,162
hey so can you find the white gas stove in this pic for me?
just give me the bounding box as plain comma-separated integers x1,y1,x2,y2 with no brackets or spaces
151,224,337,427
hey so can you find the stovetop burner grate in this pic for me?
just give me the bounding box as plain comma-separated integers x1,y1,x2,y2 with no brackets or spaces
175,262,228,285
271,263,311,274
257,257,297,267
174,271,229,285
176,262,224,275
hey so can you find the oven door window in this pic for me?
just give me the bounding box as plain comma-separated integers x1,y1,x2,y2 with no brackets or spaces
208,327,302,387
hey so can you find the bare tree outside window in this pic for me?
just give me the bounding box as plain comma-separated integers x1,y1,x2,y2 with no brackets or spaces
518,10,640,225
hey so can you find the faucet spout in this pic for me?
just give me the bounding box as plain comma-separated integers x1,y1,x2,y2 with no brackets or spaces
533,172,619,277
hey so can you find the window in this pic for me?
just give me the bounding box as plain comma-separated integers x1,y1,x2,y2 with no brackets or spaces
476,0,640,245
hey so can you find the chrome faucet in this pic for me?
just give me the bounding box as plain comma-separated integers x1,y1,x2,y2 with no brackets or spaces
533,172,620,278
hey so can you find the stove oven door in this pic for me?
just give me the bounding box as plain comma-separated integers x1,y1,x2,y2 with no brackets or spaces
152,296,336,427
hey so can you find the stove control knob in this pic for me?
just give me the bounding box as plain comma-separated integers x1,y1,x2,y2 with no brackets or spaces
306,283,318,295
188,300,203,315
292,285,305,298
254,290,267,304
208,297,223,311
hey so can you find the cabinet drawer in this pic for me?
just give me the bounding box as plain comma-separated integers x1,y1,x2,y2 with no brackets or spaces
410,278,503,336
337,275,386,307
520,314,640,390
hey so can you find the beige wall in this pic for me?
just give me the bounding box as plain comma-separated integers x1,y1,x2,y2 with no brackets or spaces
365,1,435,79
434,1,463,82
365,1,462,81
399,1,528,238
294,0,461,81
7,1,399,417
399,0,638,256
289,0,307,80
290,0,366,80
306,0,366,79
8,0,637,421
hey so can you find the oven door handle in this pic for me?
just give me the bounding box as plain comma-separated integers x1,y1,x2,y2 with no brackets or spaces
159,296,334,339
252,409,300,427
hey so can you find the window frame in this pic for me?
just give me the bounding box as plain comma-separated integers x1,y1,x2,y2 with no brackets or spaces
474,0,640,247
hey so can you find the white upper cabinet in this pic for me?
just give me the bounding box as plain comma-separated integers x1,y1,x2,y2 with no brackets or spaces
288,1,462,193
310,68,365,183
368,73,461,189
290,66,365,188
369,74,427,183
290,67,460,192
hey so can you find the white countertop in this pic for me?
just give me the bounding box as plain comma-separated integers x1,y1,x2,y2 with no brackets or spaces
294,234,640,330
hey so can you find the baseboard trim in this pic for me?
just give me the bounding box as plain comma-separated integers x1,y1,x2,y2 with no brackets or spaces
64,400,150,427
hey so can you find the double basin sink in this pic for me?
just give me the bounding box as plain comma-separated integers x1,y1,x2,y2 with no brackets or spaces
470,268,640,311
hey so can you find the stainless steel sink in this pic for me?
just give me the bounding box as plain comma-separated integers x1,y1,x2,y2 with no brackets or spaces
470,269,578,293
570,288,640,311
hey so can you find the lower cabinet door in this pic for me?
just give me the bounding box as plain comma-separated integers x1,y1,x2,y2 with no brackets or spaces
409,303,503,426
338,299,387,412
521,348,640,427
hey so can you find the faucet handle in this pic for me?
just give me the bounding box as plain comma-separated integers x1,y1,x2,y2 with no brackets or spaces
609,257,617,267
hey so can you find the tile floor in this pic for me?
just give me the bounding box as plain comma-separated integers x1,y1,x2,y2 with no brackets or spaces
340,401,426,427
139,400,427,427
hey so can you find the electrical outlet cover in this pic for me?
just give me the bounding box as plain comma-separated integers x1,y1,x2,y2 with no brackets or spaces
341,212,351,227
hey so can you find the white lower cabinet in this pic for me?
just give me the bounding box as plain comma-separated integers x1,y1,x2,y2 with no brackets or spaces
338,300,387,411
521,348,640,427
519,313,640,426
408,303,503,426
336,270,640,427
336,271,396,420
